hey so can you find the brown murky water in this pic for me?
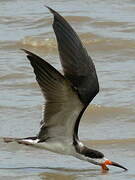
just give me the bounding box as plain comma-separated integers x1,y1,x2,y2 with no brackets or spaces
0,0,135,179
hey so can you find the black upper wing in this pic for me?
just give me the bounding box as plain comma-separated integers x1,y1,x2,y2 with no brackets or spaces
47,7,99,106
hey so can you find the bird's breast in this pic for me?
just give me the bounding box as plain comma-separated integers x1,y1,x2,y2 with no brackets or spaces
34,141,75,155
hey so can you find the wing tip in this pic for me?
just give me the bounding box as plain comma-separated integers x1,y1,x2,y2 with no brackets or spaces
45,5,64,23
45,6,58,16
21,48,32,56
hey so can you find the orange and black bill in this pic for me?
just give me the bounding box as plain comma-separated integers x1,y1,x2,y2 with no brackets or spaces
102,160,128,171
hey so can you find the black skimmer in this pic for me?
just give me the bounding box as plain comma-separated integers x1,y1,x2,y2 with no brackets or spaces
3,7,127,171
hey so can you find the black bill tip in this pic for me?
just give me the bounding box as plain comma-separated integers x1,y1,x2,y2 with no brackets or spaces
111,161,128,171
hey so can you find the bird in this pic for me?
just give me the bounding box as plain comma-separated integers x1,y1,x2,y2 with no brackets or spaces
3,6,127,171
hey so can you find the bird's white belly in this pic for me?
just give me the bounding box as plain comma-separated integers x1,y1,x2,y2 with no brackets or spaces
32,141,75,155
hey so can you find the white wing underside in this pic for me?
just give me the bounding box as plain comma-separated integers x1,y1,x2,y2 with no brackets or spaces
40,93,83,143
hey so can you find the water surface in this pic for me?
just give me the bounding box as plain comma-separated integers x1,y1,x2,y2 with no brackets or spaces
0,0,135,179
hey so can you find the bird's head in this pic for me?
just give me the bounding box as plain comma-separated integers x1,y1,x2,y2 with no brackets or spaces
87,157,128,171
75,143,128,171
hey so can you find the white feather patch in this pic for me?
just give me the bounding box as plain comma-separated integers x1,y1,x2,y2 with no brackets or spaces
23,139,39,144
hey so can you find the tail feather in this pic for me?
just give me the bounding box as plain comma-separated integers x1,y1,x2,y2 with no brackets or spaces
3,136,38,145
3,137,22,143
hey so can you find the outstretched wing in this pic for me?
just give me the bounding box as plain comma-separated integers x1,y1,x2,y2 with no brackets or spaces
47,7,99,106
23,50,83,143
46,7,99,139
